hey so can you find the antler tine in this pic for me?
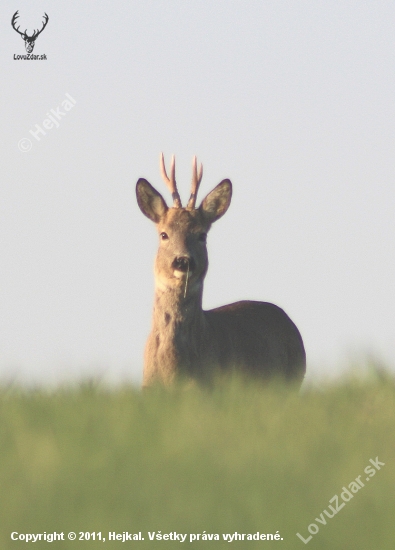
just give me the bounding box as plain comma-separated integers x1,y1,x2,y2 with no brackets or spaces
11,11,24,36
187,156,203,209
39,13,49,34
33,13,49,38
159,153,182,208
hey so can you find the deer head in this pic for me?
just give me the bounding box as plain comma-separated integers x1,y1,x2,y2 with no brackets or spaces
11,11,49,53
136,154,232,298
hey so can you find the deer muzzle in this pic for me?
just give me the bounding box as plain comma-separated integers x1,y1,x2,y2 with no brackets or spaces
172,256,195,274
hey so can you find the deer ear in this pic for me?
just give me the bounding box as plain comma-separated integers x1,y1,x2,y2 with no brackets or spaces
136,178,168,223
199,179,232,223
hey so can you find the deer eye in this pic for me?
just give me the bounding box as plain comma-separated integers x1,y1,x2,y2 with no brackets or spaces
160,232,169,240
199,233,207,243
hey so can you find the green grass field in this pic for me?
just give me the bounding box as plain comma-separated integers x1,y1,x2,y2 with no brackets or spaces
0,368,394,549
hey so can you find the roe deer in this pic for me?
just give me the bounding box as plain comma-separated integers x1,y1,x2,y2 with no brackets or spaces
136,154,306,387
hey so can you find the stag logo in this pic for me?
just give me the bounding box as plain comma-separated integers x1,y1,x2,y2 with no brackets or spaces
11,11,48,53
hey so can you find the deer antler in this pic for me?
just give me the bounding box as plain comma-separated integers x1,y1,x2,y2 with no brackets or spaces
11,11,25,37
186,156,203,209
31,13,49,40
160,153,182,208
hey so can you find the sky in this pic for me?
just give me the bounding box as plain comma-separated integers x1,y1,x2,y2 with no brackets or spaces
1,1,394,386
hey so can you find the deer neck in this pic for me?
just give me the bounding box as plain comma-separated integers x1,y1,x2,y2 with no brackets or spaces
152,283,205,334
145,283,207,384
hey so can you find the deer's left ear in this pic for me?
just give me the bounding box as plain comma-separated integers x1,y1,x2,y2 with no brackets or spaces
199,179,232,223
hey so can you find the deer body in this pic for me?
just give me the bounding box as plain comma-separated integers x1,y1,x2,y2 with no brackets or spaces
136,155,306,387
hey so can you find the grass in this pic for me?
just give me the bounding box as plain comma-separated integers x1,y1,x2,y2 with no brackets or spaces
0,369,394,549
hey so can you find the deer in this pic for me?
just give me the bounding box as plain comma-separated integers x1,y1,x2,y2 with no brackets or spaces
136,154,306,387
11,11,49,54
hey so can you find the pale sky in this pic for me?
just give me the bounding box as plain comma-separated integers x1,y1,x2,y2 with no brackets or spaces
1,1,394,385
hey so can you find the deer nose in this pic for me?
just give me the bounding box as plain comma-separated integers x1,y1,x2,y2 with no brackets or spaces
172,256,196,272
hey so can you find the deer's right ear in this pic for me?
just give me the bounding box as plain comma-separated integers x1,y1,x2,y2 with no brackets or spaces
136,178,168,223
